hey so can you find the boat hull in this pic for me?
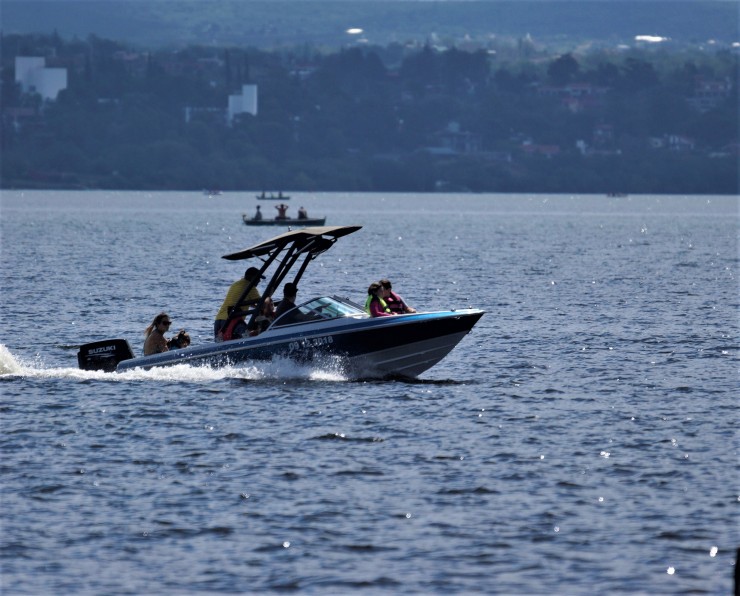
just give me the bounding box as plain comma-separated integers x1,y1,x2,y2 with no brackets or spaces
116,309,484,378
256,194,290,201
243,215,326,226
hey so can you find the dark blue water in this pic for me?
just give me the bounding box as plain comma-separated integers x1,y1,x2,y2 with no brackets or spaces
1,191,737,594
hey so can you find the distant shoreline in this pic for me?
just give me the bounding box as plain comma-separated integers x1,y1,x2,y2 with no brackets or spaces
2,187,737,197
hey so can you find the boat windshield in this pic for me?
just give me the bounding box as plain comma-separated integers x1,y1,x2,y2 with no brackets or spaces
271,295,365,328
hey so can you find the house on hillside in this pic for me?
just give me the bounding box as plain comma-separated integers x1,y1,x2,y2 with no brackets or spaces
15,57,67,101
521,141,561,158
648,135,696,152
426,121,483,155
687,77,732,113
537,83,608,112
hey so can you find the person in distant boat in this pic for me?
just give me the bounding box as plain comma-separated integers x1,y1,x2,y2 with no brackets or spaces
379,279,416,314
275,203,289,219
254,205,263,220
143,312,173,356
298,206,308,219
214,266,265,341
365,282,394,317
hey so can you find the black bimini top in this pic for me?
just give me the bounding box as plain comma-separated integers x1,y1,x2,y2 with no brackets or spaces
222,225,362,261
220,225,362,328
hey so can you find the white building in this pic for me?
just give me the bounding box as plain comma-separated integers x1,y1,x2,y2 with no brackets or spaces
15,56,68,101
228,84,258,123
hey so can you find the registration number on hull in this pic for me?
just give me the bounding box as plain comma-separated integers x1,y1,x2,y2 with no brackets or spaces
288,335,334,353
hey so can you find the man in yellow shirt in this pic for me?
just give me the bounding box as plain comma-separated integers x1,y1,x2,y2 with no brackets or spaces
214,266,265,341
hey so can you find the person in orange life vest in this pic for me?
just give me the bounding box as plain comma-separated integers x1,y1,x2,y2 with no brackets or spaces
365,281,395,317
379,278,416,314
214,266,265,341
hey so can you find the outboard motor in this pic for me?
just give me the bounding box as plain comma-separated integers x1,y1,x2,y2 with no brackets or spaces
77,339,135,372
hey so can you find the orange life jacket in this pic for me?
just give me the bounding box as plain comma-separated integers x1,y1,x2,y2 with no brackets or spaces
222,317,245,341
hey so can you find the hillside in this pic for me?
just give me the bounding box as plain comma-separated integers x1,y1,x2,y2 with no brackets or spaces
2,0,737,50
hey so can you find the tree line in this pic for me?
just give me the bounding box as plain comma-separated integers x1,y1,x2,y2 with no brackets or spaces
1,33,737,193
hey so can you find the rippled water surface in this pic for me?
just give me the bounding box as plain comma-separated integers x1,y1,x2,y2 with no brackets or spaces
1,191,738,594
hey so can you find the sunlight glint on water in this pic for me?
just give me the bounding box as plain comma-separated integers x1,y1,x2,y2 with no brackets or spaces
0,191,737,594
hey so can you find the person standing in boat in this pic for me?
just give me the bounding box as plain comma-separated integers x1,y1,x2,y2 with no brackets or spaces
275,203,289,219
214,266,265,341
254,205,263,220
143,312,173,356
379,279,416,314
365,282,394,317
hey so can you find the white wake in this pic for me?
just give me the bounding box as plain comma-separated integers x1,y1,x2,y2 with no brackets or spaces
0,344,346,382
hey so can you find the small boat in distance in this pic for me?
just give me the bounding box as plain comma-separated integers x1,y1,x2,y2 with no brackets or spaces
257,191,290,200
243,214,327,226
77,226,483,379
203,189,222,196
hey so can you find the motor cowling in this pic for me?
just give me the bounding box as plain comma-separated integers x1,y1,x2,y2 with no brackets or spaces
77,339,135,372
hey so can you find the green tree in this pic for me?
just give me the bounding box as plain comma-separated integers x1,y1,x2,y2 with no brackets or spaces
547,53,579,85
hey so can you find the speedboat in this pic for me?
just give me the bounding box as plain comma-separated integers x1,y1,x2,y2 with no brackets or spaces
77,226,484,379
256,191,290,200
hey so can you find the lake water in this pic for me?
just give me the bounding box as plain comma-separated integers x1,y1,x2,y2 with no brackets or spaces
1,190,737,594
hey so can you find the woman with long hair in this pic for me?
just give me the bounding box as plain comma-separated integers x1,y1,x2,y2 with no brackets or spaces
143,312,172,356
364,282,394,317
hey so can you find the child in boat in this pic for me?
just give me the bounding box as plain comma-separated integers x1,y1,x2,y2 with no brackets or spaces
253,297,276,334
365,282,394,317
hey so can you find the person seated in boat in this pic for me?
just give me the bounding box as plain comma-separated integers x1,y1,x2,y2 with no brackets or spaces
273,282,313,324
144,312,177,356
275,203,289,219
274,282,298,319
252,296,276,335
297,206,308,220
379,278,416,314
214,266,265,341
254,205,263,220
365,282,395,317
